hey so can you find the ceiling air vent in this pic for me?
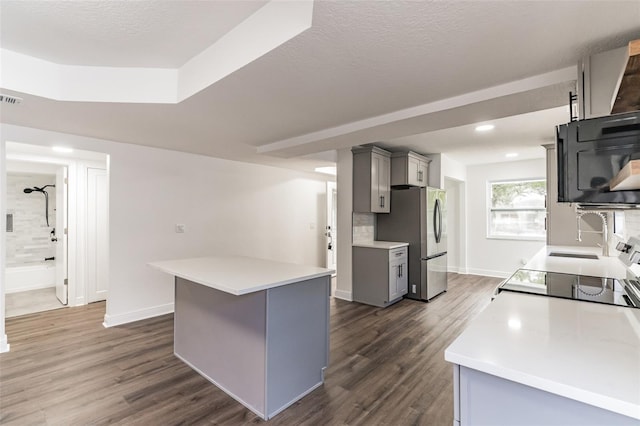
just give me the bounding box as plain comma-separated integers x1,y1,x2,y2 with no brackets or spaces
0,94,23,105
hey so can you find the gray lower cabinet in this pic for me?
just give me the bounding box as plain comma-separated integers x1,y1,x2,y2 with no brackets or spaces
353,246,408,307
453,365,637,426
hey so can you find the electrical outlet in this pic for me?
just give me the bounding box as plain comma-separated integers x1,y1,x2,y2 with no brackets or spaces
175,224,186,233
412,284,416,293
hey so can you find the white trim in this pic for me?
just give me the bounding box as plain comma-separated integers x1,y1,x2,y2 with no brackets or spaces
333,289,352,301
5,283,55,294
102,303,174,328
465,268,511,279
0,334,9,353
448,266,467,274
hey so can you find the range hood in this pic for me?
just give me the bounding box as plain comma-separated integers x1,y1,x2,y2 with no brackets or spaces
579,39,640,120
611,39,640,114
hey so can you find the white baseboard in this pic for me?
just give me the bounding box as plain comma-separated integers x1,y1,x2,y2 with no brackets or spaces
465,268,511,279
448,266,468,274
103,303,174,328
0,333,10,353
5,283,55,294
333,289,352,301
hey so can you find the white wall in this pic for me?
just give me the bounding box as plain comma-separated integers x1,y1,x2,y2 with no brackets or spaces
335,148,353,301
465,158,546,278
444,178,463,273
428,153,466,189
1,124,328,332
0,138,7,352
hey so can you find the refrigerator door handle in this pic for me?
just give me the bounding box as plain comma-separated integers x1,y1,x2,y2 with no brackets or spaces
434,198,442,243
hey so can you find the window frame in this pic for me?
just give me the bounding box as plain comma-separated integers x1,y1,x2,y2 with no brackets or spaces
486,178,547,241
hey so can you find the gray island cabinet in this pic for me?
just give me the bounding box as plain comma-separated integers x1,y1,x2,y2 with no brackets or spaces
445,292,640,426
149,256,333,420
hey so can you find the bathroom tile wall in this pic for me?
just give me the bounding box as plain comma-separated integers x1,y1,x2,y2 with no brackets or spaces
6,173,56,266
352,212,375,243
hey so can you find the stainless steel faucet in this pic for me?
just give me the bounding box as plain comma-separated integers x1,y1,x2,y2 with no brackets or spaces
576,210,609,257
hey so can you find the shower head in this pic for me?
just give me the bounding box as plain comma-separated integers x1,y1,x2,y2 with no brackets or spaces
23,185,53,194
23,185,53,226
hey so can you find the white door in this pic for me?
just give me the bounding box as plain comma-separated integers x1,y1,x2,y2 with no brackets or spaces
325,181,337,274
87,168,108,303
55,166,68,305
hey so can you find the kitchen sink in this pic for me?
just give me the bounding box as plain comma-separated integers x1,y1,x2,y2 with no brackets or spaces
548,252,599,260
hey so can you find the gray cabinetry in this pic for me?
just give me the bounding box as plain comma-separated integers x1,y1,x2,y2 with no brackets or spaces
453,365,636,425
391,151,430,187
353,246,408,307
353,146,391,213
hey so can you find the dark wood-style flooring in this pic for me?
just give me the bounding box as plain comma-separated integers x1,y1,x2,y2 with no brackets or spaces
0,273,501,425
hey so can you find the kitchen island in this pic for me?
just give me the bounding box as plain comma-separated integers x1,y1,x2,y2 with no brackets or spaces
149,256,333,420
445,291,640,425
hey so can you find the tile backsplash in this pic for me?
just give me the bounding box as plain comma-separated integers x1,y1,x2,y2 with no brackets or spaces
6,173,56,266
352,212,375,243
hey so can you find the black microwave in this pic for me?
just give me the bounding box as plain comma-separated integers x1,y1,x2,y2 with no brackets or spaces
556,111,640,205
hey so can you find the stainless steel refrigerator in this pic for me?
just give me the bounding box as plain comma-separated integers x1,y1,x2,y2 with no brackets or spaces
376,187,447,301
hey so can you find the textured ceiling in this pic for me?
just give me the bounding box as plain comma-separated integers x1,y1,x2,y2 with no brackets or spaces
383,106,570,165
1,0,640,171
0,0,267,67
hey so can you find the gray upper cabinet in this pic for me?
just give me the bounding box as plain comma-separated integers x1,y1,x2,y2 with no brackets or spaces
391,151,430,187
353,146,391,213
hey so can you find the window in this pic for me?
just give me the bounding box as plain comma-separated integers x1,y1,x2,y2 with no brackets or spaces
488,179,546,240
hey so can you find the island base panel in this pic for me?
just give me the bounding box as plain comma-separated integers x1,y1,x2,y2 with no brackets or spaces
265,276,330,417
456,365,638,425
174,275,330,420
174,278,267,417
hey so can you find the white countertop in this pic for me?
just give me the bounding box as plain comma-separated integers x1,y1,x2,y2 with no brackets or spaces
445,292,640,420
352,241,409,250
149,256,333,296
524,245,628,279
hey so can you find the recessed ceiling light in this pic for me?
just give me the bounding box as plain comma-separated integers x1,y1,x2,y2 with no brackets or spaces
505,153,519,158
52,146,73,153
314,166,336,176
475,124,495,132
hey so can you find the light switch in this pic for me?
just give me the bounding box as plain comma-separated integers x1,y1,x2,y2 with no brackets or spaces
175,224,186,233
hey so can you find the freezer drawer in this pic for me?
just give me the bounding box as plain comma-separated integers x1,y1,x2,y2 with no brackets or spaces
422,253,447,301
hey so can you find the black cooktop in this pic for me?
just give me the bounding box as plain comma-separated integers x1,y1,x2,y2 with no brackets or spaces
498,269,640,308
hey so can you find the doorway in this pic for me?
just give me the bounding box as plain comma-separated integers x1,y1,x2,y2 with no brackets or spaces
5,162,66,317
3,143,109,318
325,181,337,295
443,177,465,273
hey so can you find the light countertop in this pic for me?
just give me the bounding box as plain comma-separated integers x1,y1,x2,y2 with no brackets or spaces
524,245,628,279
149,256,333,296
352,241,409,250
445,292,640,420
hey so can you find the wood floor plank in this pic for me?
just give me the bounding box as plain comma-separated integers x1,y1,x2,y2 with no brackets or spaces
0,273,501,425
